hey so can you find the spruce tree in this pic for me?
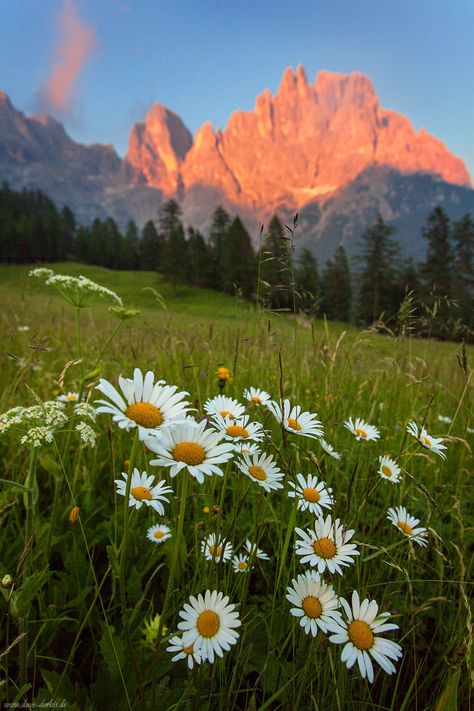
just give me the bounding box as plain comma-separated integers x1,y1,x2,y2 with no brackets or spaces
140,220,163,271
257,215,293,309
295,248,320,315
421,206,452,298
321,246,351,322
188,228,211,288
208,206,231,289
452,213,474,332
221,217,256,298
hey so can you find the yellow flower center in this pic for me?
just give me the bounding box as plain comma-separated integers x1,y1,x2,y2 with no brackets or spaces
130,486,152,501
249,465,267,481
355,427,367,439
348,620,374,650
302,596,322,619
381,465,393,477
209,544,223,557
312,537,336,559
251,396,262,404
183,642,194,655
197,610,220,638
398,521,413,536
287,417,302,431
238,561,247,570
126,402,163,428
220,410,235,419
172,441,206,465
66,394,77,402
226,425,249,439
303,487,320,503
154,530,165,539
420,435,431,447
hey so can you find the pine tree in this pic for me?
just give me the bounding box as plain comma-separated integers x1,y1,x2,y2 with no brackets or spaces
257,215,293,309
421,206,452,298
452,213,474,332
187,228,211,287
208,206,231,289
356,216,400,325
295,248,320,315
321,246,352,322
140,220,163,271
221,217,256,298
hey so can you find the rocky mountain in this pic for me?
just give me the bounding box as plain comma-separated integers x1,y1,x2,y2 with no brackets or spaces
0,67,473,262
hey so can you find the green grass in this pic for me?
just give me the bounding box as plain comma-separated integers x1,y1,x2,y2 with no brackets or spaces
0,263,472,710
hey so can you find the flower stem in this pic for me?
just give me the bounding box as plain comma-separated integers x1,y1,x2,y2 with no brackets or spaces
19,447,38,688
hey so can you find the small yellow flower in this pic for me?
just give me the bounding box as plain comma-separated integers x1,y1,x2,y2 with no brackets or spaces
216,367,230,389
202,506,210,514
69,506,80,524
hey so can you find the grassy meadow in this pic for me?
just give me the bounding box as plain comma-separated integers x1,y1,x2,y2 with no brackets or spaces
0,263,472,710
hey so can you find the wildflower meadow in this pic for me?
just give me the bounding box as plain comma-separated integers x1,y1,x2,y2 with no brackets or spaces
0,263,472,710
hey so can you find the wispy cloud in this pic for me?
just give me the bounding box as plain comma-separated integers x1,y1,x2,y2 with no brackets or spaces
39,0,95,114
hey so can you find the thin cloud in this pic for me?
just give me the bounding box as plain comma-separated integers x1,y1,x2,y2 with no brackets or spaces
39,0,95,114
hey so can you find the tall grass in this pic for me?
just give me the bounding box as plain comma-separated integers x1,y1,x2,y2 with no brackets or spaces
0,263,472,710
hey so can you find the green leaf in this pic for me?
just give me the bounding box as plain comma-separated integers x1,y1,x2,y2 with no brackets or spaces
10,568,51,618
435,669,461,711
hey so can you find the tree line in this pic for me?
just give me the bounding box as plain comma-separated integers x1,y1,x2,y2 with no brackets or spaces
0,182,472,340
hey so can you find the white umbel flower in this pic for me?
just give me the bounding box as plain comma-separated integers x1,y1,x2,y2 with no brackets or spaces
167,635,202,669
95,368,191,440
212,413,265,444
177,590,241,663
406,421,447,459
114,469,173,514
295,515,359,575
146,419,234,484
147,523,172,544
344,417,380,442
328,590,403,683
266,399,323,439
201,533,232,563
387,506,428,547
236,451,284,492
204,395,245,421
378,455,402,484
319,439,342,460
286,571,341,637
287,473,334,516
244,539,270,560
243,387,272,407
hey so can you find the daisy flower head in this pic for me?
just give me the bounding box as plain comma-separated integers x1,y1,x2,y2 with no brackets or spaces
319,438,342,460
244,539,270,560
344,417,380,442
213,413,265,444
286,571,341,637
201,533,233,563
167,635,202,669
178,590,241,663
406,421,447,459
295,515,359,575
232,554,251,573
266,399,324,440
114,469,173,514
243,387,272,407
204,395,245,422
287,473,334,516
56,391,80,403
328,590,402,683
147,523,172,544
387,506,428,547
378,455,402,484
95,368,191,440
236,451,284,492
146,419,234,484
232,441,260,457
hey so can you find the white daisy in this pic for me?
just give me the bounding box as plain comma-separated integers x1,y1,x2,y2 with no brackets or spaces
287,473,334,516
177,590,241,663
406,421,447,459
319,439,342,460
295,515,359,575
145,419,234,484
378,455,402,484
387,506,428,547
166,635,202,669
232,441,260,457
266,399,324,439
95,368,191,440
212,413,265,444
243,387,272,407
286,571,341,637
244,539,270,560
56,391,80,403
344,417,380,442
146,523,172,544
236,451,284,492
204,395,245,421
201,533,233,563
232,554,250,573
437,415,452,424
114,469,173,514
328,590,402,683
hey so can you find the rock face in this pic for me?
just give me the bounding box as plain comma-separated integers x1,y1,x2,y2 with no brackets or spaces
126,67,471,211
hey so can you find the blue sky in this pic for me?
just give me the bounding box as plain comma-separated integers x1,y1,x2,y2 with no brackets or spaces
1,0,473,179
